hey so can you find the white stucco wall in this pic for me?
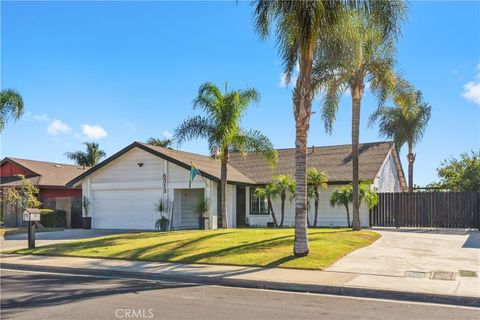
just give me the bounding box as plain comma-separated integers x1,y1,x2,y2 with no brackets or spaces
373,151,402,192
246,186,370,228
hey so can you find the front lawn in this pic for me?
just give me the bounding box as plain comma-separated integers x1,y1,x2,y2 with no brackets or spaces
14,228,379,270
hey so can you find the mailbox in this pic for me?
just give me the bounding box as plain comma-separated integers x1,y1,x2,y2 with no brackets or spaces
23,208,41,222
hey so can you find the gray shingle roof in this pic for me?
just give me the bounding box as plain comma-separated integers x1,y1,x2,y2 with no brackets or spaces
229,141,404,185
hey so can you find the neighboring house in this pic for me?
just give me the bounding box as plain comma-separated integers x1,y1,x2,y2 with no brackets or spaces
67,141,406,230
0,158,86,227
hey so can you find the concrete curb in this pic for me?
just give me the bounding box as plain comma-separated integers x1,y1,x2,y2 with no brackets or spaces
2,262,479,308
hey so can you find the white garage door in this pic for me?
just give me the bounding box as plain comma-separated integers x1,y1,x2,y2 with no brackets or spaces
92,189,162,229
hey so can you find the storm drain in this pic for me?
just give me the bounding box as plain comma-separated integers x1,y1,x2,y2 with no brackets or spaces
458,270,478,277
404,271,430,279
430,271,456,281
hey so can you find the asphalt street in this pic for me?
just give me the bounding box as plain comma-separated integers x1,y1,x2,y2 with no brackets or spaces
1,269,478,320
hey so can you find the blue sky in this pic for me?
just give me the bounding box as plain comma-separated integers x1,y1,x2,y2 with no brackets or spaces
1,1,479,186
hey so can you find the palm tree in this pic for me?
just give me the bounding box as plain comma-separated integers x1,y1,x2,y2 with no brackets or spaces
307,167,328,227
255,183,279,227
330,185,353,227
272,174,296,227
65,142,106,168
317,8,405,231
146,137,173,148
330,182,378,227
252,0,406,256
175,82,277,228
369,89,431,192
0,89,24,131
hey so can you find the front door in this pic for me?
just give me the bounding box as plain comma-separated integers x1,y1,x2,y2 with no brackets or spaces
180,189,204,228
236,187,246,227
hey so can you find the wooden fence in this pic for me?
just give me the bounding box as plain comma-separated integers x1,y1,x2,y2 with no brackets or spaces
370,192,480,229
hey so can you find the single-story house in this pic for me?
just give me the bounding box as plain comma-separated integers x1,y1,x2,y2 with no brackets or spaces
67,141,406,230
1,157,86,227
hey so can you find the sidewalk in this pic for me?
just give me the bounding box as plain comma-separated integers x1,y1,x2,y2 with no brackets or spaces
1,253,479,307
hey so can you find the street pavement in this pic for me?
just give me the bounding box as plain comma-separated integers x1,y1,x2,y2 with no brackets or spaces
1,269,479,320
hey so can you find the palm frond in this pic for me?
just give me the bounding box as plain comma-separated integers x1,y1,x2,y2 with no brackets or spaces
174,116,215,145
232,129,278,167
0,88,24,131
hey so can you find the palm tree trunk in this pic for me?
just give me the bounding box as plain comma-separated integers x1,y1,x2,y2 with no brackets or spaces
345,205,350,228
220,149,229,228
313,192,319,227
407,141,415,192
268,197,278,227
280,193,285,227
351,83,363,231
292,42,313,257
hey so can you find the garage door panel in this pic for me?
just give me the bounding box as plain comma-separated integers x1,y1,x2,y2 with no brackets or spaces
92,189,162,229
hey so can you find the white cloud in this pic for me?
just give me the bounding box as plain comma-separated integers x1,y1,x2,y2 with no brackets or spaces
81,124,108,140
34,114,51,122
163,130,173,139
462,64,480,106
462,81,480,105
279,73,292,88
47,120,71,135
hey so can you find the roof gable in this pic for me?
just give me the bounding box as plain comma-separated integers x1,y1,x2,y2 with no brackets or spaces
67,142,254,187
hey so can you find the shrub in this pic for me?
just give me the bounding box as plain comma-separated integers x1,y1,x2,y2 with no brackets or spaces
40,209,66,228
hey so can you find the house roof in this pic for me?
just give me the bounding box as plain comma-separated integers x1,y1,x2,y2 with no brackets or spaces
229,141,407,188
67,142,255,187
0,157,87,188
67,141,406,189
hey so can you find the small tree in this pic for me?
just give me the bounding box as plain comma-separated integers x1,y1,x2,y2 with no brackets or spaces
272,175,296,227
255,183,279,227
307,167,328,227
433,150,480,192
82,196,90,217
155,199,169,231
330,182,378,228
196,199,209,218
5,175,41,210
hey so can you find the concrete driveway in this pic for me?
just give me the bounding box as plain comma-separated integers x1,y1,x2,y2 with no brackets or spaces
1,229,139,251
328,229,480,276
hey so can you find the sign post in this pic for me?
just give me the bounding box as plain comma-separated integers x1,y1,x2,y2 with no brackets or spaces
23,208,41,249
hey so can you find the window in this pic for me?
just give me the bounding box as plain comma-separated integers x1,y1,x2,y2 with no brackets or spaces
250,188,268,215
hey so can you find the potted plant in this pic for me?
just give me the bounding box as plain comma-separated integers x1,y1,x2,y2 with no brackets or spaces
82,196,92,229
196,199,209,230
155,199,169,231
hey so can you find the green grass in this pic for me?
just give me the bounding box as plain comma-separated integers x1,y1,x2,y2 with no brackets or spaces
1,227,64,238
13,228,380,270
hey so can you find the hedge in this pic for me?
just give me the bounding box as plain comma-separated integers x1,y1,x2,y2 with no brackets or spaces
40,209,66,228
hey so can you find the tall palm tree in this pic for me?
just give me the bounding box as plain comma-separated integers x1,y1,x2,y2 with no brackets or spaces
317,8,405,231
330,181,378,227
369,89,431,191
65,142,106,168
0,89,24,131
252,0,406,255
146,137,173,148
175,82,277,228
272,174,296,227
255,182,279,227
307,167,328,227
